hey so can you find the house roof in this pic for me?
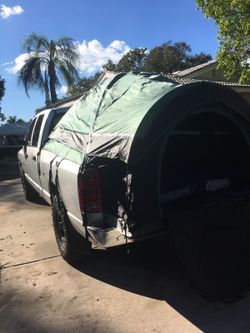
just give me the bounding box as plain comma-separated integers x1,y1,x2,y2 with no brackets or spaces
36,93,82,113
173,61,250,88
173,60,217,78
164,73,250,88
0,122,29,136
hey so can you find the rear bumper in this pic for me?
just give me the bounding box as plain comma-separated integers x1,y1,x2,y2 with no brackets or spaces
87,226,133,247
87,223,168,248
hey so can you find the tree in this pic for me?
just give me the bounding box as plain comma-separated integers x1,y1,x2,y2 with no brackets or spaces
7,116,25,124
143,41,212,73
103,48,147,73
0,75,5,122
186,52,212,68
143,42,191,73
68,72,101,96
109,48,147,73
102,60,118,72
102,41,212,75
18,33,80,105
196,0,250,83
0,75,5,101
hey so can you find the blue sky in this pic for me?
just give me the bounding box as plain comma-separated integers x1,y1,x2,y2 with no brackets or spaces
0,0,218,121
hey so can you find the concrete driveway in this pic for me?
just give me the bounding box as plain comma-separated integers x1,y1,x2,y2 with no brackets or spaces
1,179,250,333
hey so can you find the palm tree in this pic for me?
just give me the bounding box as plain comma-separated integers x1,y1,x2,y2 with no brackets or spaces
7,116,17,123
18,33,79,105
7,116,25,124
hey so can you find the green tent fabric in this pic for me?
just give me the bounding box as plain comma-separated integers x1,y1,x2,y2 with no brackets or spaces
44,72,179,164
44,71,250,166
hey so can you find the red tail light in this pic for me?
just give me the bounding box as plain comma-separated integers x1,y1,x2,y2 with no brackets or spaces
78,168,103,214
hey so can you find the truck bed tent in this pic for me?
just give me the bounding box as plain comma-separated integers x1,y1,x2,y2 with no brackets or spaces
44,72,250,301
44,72,250,164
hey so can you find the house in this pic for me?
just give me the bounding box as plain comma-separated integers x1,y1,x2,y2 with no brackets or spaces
174,60,250,104
0,122,29,158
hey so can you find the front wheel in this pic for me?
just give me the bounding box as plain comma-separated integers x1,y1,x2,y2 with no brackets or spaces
52,194,91,263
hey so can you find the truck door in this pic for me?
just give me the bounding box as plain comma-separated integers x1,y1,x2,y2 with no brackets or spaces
25,114,45,194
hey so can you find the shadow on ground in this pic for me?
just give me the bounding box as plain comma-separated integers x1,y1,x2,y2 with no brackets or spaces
0,178,47,209
2,229,250,332
74,237,250,333
1,290,121,333
2,176,250,332
0,157,20,181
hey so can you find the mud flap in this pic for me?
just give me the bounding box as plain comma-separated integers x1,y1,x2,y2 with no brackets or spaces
166,189,250,302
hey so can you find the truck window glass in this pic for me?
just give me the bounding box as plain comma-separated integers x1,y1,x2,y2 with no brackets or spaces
26,118,36,146
48,112,65,135
31,115,44,147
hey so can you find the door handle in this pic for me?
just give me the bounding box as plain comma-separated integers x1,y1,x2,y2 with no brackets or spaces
32,155,36,161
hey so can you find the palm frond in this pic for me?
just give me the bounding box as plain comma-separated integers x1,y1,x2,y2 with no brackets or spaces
19,34,80,103
23,33,49,54
56,58,80,86
56,36,79,66
57,36,75,48
18,56,46,96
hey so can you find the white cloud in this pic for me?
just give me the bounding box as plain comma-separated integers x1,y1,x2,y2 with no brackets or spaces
0,4,24,19
57,85,67,95
5,53,29,73
5,39,130,76
76,39,130,74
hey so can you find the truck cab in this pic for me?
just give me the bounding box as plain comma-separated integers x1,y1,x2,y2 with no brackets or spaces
18,102,73,202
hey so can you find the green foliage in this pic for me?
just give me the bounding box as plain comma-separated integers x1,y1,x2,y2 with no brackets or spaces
18,33,79,104
102,60,119,72
6,116,25,124
68,72,101,96
0,75,6,122
118,48,147,72
0,112,5,122
196,0,250,83
143,42,191,73
186,52,213,68
0,75,5,101
103,48,147,73
102,41,212,74
69,41,212,97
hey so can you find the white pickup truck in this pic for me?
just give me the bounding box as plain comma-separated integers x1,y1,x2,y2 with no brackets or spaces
18,95,133,264
18,100,91,261
18,72,250,302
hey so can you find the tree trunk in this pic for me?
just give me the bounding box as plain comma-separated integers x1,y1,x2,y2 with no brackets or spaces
44,72,51,106
48,61,58,103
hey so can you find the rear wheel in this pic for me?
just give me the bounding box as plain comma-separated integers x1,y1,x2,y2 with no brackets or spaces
52,194,91,263
19,166,39,202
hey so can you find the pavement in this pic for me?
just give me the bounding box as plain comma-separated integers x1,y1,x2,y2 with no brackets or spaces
1,179,250,333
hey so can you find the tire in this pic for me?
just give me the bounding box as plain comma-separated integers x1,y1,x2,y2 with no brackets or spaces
52,194,90,263
19,167,40,202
